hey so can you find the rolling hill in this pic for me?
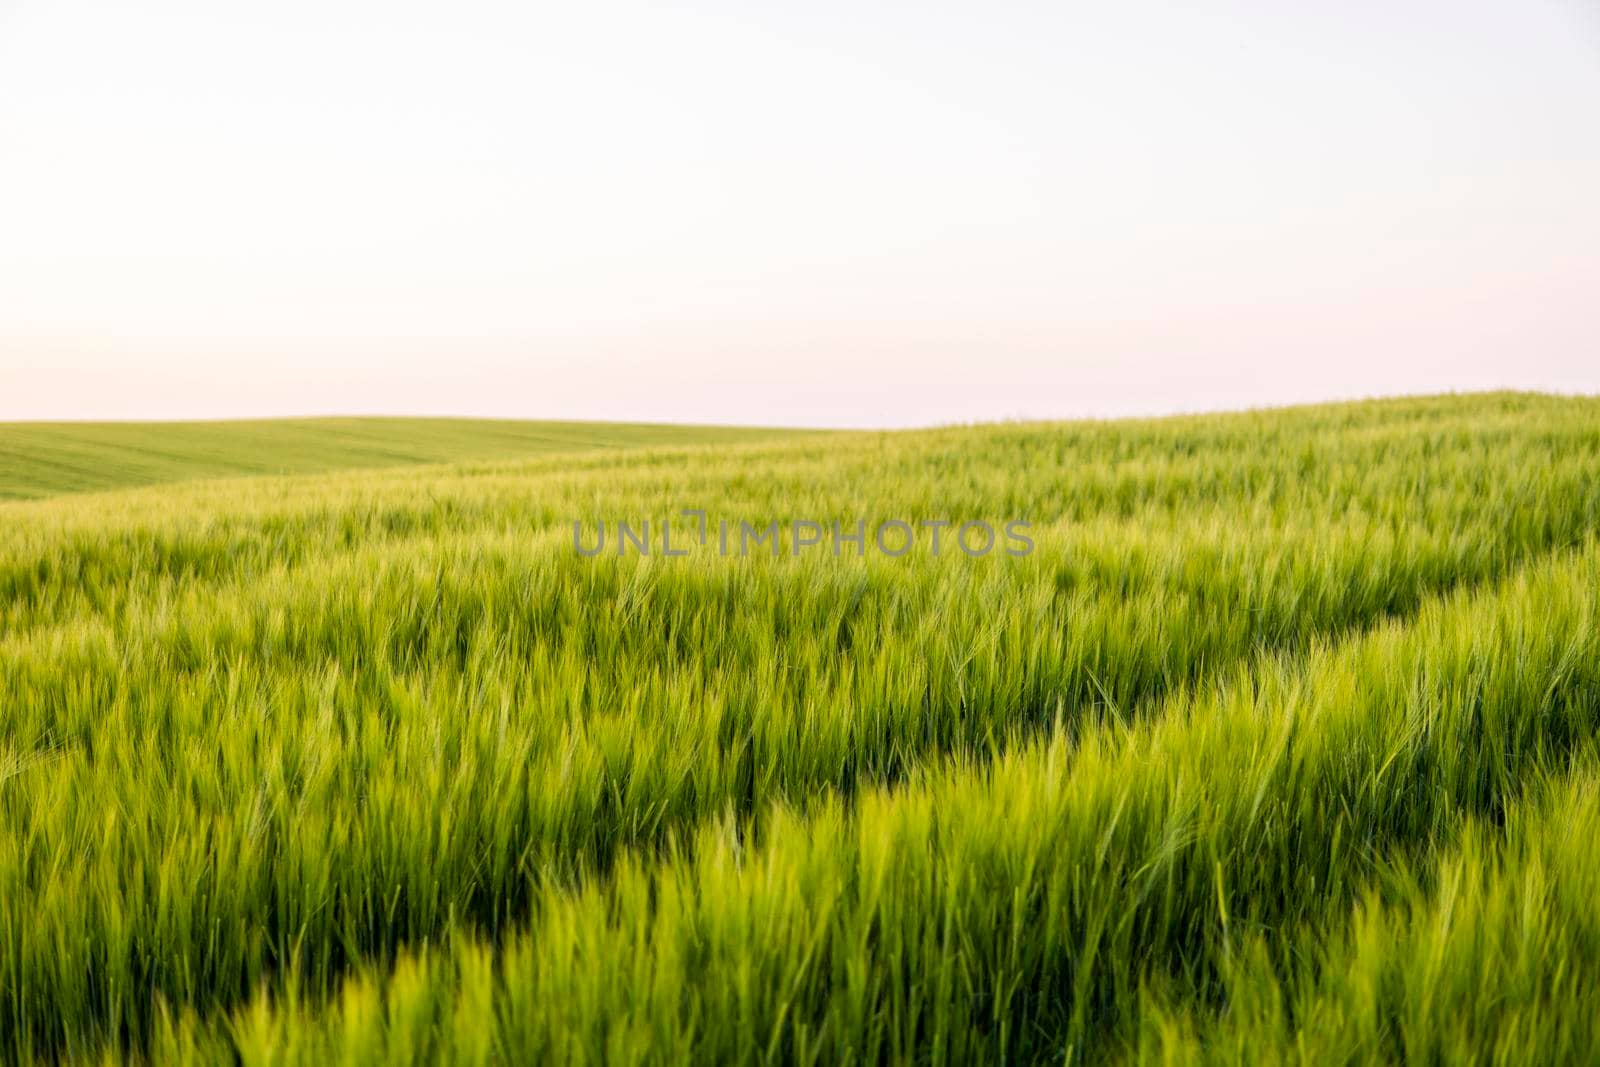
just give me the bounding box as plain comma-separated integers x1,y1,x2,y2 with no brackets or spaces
3,392,1599,1064
0,417,805,500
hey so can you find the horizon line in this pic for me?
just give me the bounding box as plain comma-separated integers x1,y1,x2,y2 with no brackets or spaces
1,387,1589,433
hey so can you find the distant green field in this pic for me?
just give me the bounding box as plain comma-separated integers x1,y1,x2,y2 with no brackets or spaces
0,417,802,500
4,392,1600,1064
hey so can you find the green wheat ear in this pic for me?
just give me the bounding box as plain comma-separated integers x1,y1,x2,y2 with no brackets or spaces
2,392,1599,1063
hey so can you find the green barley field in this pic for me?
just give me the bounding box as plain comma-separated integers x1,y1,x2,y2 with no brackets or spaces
4,392,1600,1064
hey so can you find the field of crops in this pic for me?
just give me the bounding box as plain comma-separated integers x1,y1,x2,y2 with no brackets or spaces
0,418,797,501
3,392,1599,1064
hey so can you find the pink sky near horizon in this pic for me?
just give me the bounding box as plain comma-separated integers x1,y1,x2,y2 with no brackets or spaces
2,0,1597,428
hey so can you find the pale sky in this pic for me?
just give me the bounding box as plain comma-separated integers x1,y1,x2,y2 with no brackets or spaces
1,0,1597,427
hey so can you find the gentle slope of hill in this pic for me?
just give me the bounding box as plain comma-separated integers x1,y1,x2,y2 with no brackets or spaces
0,417,805,500
3,391,1600,1064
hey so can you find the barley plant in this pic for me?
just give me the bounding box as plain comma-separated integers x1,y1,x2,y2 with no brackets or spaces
2,392,1599,1063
